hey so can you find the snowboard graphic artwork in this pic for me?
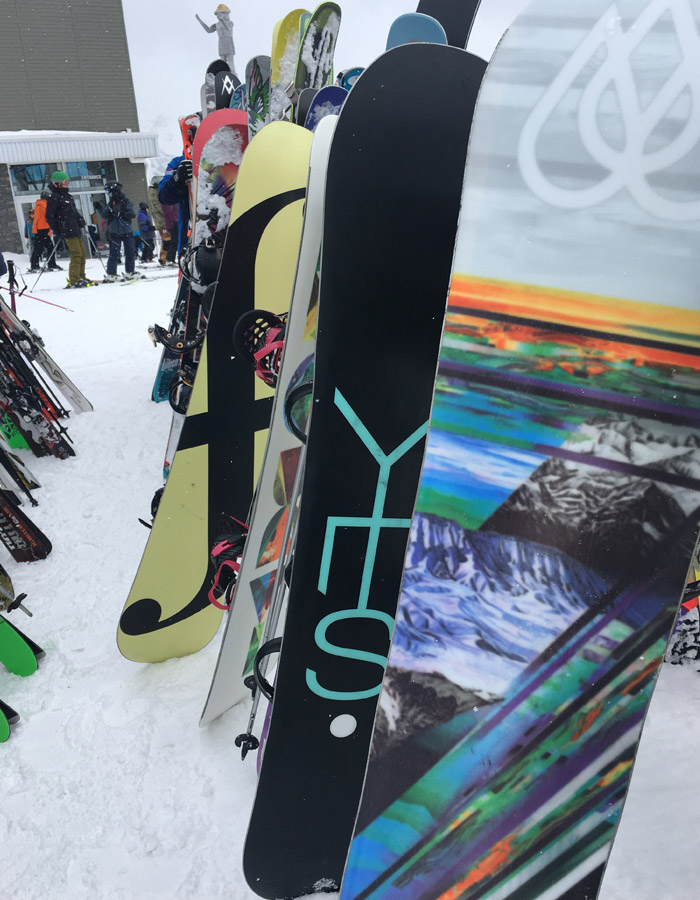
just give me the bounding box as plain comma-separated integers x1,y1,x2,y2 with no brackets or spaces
340,3,700,900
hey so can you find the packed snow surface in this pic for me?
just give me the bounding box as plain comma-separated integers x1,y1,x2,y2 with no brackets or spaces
0,253,698,899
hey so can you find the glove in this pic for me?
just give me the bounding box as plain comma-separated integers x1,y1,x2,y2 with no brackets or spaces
78,216,86,228
174,159,193,183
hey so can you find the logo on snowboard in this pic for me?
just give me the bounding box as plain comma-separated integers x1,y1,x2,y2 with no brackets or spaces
519,0,700,221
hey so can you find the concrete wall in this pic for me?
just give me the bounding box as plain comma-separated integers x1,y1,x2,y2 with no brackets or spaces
0,0,148,255
0,0,140,133
0,167,22,254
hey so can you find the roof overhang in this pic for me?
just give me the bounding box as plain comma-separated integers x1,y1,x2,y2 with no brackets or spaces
0,130,160,165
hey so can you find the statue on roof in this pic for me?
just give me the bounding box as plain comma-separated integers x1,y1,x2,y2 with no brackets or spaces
195,5,237,76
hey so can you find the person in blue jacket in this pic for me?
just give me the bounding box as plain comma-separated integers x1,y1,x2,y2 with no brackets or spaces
159,155,192,258
101,182,137,281
137,202,156,262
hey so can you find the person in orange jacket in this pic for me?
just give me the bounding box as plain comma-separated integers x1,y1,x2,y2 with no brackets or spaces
29,191,61,272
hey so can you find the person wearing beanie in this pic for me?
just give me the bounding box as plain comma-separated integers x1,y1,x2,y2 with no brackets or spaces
101,181,137,281
137,201,156,263
45,172,91,288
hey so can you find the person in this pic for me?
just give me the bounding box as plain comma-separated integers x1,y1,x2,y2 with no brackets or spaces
45,171,93,288
29,191,61,273
147,176,170,265
196,5,236,75
101,181,138,282
159,156,192,259
160,194,179,266
137,202,156,262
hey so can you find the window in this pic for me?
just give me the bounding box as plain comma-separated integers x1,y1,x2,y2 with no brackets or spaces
10,164,58,195
64,160,117,191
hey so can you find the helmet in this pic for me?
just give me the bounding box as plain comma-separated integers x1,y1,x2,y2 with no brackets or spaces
51,170,69,184
215,4,230,13
150,175,160,188
139,201,148,210
40,189,51,199
105,181,122,193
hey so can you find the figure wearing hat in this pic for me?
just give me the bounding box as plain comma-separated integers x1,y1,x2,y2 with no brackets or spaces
196,5,237,76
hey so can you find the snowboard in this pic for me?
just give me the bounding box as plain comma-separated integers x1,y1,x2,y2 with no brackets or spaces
229,82,248,111
336,66,363,90
246,55,271,137
200,114,337,728
339,4,700,900
386,12,447,49
293,2,342,94
304,85,347,132
0,699,18,741
243,42,486,899
204,59,231,117
215,69,240,109
416,0,482,47
667,540,700,666
179,113,201,161
0,489,51,561
0,614,42,676
270,9,310,121
295,87,318,127
118,122,313,664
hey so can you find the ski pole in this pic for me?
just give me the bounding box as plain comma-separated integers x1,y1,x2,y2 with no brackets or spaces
6,262,17,313
30,241,59,292
85,230,107,275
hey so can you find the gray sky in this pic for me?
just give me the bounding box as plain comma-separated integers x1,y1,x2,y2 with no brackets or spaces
121,0,528,161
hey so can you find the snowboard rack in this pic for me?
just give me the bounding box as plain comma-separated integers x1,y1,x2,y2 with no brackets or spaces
232,309,287,388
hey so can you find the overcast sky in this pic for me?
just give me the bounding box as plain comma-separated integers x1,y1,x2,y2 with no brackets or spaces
121,0,529,162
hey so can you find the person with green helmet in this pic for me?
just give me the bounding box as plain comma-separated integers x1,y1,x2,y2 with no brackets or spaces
45,171,93,288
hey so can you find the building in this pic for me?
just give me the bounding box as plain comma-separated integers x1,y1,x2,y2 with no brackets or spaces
0,0,158,255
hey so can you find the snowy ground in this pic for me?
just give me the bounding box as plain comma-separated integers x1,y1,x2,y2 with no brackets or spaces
0,252,698,899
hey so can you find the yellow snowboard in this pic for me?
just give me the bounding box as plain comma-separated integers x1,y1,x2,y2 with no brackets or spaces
117,122,313,663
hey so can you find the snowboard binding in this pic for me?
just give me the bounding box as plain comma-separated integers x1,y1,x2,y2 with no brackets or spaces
208,516,249,610
168,364,196,416
149,323,205,356
232,310,287,388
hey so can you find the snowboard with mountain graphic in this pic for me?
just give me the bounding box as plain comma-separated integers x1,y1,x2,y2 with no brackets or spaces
339,3,700,900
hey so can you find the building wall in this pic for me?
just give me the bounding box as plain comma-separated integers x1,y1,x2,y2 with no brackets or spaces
0,0,148,254
0,167,22,254
0,0,140,132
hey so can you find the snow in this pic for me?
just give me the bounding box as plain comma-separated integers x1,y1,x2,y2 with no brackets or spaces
0,251,699,899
